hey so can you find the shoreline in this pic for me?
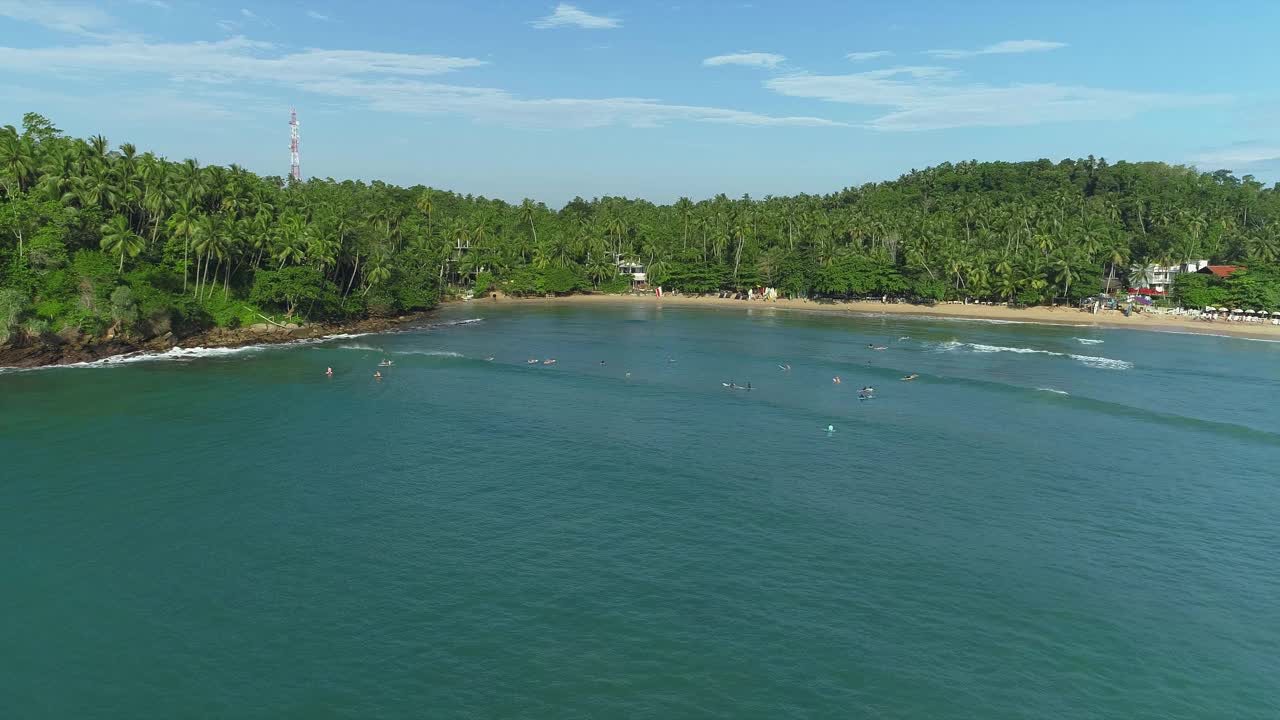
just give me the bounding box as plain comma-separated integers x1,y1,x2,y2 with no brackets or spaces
0,311,439,370
460,293,1280,341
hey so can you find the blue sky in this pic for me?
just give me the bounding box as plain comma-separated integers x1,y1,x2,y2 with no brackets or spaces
2,1,1278,204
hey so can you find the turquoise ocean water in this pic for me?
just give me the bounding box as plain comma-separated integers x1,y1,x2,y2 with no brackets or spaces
2,301,1278,718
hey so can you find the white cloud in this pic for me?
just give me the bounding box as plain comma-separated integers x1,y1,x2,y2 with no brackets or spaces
703,52,785,68
926,39,1067,60
128,0,171,9
765,66,1224,131
306,10,329,21
1190,142,1280,172
0,0,122,38
845,50,892,62
531,3,619,30
0,36,840,129
240,8,256,19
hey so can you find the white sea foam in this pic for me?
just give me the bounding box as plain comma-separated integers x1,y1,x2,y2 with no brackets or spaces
2,317,483,373
926,340,1131,369
969,343,1052,355
427,318,483,328
396,350,465,358
335,343,382,352
1070,354,1134,370
1036,387,1070,395
1074,338,1105,345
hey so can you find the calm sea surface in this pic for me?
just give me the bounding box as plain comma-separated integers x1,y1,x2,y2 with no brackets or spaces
3,301,1278,719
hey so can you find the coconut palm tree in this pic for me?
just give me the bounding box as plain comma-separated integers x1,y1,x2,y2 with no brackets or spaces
1128,262,1154,291
0,125,36,195
99,215,145,272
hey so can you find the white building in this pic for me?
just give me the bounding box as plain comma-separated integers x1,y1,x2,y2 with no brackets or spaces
616,258,646,285
1134,259,1209,294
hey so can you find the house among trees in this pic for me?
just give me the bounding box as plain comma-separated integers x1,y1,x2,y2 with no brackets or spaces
1133,260,1210,294
1197,265,1244,278
615,257,646,286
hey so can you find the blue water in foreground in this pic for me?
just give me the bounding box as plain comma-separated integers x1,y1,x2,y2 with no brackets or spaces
3,301,1279,719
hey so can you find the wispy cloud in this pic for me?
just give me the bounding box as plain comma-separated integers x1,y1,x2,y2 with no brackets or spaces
240,8,256,19
531,3,619,30
845,50,892,62
765,66,1224,131
703,52,785,69
306,10,329,21
0,0,124,39
1190,141,1280,173
926,39,1067,60
0,35,840,129
128,0,171,9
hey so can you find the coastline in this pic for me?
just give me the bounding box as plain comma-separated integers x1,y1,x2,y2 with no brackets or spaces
0,311,439,370
8,291,1277,370
462,293,1280,341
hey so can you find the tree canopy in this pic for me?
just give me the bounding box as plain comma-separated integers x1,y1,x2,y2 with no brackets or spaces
3,113,1280,346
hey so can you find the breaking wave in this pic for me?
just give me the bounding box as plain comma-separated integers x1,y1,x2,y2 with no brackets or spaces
1036,387,1070,396
427,318,483,328
1074,338,1105,345
395,350,465,358
928,340,1133,369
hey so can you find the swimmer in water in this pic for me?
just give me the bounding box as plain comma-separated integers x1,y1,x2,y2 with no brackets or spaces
901,373,919,381
527,359,538,364
325,367,333,377
374,371,382,380
484,356,494,362
861,386,874,393
832,376,841,384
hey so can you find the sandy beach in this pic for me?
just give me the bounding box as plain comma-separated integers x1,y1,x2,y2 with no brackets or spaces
466,293,1280,341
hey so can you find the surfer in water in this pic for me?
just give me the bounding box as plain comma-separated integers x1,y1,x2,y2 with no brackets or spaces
832,376,841,384
746,382,752,391
374,371,382,380
861,386,874,393
325,367,333,377
901,373,919,381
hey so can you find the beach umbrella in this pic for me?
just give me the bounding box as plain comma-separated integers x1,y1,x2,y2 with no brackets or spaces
1234,308,1243,313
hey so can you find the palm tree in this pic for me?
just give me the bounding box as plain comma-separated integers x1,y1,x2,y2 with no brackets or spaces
0,125,36,195
166,203,199,291
415,191,435,239
519,198,538,254
1128,262,1154,291
100,215,145,272
588,254,616,288
1050,249,1077,300
1104,241,1129,294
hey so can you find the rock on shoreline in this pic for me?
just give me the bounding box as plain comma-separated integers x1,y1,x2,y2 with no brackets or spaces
0,312,435,370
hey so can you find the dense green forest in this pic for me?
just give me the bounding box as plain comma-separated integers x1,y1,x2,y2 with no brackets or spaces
3,112,1280,346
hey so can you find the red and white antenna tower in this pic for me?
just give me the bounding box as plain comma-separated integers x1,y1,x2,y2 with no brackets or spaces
289,107,301,182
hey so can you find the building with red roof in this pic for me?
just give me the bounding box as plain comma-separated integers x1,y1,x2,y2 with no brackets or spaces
1197,265,1244,278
